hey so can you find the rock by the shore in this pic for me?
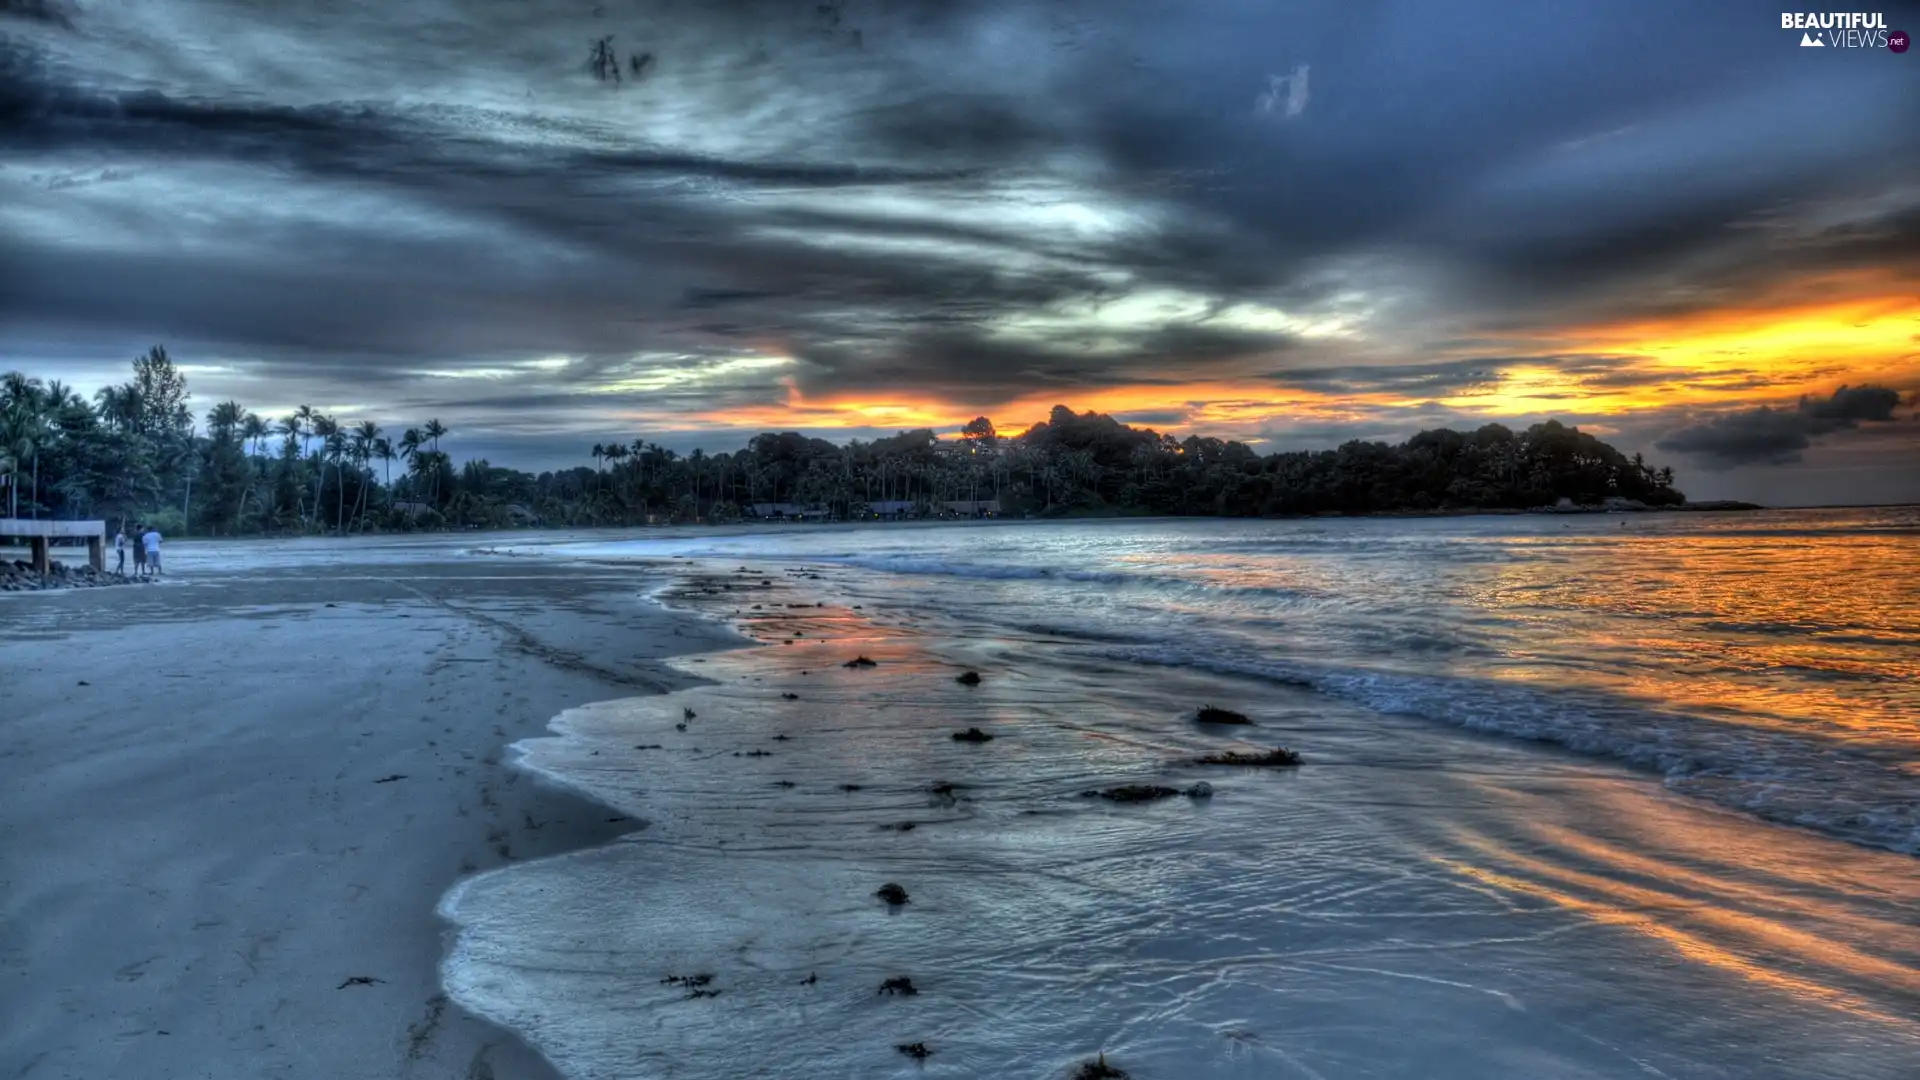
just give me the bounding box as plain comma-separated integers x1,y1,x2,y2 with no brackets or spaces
1,559,147,592
1073,1054,1130,1079
1196,747,1302,767
1529,497,1764,514
1196,705,1253,725
1082,784,1214,803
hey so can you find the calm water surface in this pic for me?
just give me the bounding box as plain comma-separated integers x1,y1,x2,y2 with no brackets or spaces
438,509,1920,1079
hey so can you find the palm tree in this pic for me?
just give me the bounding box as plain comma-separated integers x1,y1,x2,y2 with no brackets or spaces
241,412,268,459
374,436,395,510
206,400,244,441
603,443,629,506
293,405,317,457
281,409,315,522
311,414,339,530
0,375,52,518
348,420,381,529
422,419,447,505
235,411,269,519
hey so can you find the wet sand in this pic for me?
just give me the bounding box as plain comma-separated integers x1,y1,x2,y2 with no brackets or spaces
0,542,740,1080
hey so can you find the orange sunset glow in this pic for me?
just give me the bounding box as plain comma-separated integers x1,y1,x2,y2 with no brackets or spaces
665,283,1920,441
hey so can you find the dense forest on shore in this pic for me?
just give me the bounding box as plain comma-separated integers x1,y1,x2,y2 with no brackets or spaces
1,347,1688,535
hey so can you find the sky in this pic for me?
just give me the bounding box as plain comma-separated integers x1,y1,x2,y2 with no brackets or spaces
2,0,1917,504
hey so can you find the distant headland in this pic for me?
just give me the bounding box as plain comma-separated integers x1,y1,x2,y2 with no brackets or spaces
2,348,1758,536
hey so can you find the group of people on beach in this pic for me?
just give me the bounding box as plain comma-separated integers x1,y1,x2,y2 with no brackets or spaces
113,524,163,577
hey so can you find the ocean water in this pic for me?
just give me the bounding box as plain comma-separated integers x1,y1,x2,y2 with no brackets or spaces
440,509,1920,1079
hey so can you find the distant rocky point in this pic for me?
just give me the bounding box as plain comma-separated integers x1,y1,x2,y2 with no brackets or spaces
1533,497,1764,514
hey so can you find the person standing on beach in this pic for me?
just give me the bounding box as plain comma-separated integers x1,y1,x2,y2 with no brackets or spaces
113,526,127,574
141,525,162,576
131,524,147,577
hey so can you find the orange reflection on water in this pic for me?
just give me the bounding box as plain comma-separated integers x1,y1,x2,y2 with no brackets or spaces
1466,530,1920,740
1435,781,1920,1030
1440,856,1915,1027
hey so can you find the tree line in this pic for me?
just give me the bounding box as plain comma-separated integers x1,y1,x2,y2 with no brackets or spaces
1,349,1687,534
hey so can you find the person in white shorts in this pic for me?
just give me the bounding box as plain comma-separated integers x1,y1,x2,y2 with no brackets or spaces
141,526,162,575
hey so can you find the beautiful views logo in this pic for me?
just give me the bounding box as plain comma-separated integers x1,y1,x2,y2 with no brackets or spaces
1781,11,1906,48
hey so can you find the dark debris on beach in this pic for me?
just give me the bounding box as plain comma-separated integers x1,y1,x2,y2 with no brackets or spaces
1073,1054,1130,1079
951,727,994,743
1196,747,1303,767
878,976,918,995
1196,705,1253,724
897,1042,932,1060
1082,783,1213,803
875,883,910,905
955,670,983,686
1082,785,1180,803
844,655,878,668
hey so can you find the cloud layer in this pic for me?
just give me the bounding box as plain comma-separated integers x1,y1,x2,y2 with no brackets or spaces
2,0,1916,500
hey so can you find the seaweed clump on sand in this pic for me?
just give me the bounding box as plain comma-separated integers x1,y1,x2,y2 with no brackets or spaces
1082,784,1213,803
1195,705,1252,725
1196,747,1303,767
661,974,713,989
875,883,910,905
897,1042,933,1060
845,655,878,668
951,727,994,743
955,670,983,686
878,976,918,995
1073,1054,1129,1079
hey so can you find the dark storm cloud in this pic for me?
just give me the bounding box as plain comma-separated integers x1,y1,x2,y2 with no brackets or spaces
1655,385,1910,469
1,0,1915,477
0,0,73,29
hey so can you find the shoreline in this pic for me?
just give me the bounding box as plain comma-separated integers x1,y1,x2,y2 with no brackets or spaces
0,500,1792,560
438,551,1920,1079
0,549,744,1079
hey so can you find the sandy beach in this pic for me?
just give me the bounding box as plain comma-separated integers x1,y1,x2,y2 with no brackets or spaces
0,539,739,1080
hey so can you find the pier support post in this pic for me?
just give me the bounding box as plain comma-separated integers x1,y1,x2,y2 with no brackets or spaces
30,535,49,575
88,535,105,572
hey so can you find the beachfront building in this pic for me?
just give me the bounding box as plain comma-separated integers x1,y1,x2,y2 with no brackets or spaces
863,499,919,520
746,501,830,521
941,499,1001,517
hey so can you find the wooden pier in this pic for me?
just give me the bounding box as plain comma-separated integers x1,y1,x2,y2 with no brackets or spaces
0,519,107,574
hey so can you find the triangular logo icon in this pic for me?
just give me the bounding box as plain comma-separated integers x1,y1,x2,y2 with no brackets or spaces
1800,31,1824,45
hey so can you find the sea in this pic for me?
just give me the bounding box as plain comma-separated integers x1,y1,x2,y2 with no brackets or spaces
439,508,1920,1079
